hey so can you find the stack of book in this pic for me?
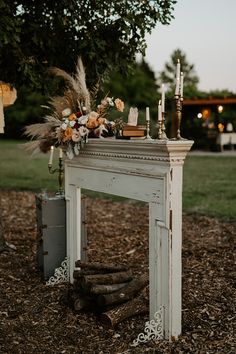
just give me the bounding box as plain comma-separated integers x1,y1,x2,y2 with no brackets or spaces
121,125,146,139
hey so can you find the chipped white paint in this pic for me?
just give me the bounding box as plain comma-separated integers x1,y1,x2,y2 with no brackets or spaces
65,139,193,339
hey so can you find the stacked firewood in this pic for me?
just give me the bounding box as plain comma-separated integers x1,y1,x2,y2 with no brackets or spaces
70,261,149,327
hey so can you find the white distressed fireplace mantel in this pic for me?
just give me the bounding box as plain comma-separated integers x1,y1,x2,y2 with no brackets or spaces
65,138,193,339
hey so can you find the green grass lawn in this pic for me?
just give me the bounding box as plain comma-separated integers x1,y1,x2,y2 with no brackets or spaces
183,155,236,219
0,140,235,219
0,139,58,192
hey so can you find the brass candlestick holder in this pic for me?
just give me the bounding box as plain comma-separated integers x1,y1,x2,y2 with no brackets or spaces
174,94,184,140
161,111,167,139
157,117,162,139
48,156,64,195
158,112,167,140
145,119,152,140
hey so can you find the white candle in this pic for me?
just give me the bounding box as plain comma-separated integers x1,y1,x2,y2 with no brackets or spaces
175,78,180,96
59,148,63,159
161,84,165,113
158,100,162,122
146,107,150,121
176,59,181,80
180,72,184,99
175,59,181,96
49,146,54,165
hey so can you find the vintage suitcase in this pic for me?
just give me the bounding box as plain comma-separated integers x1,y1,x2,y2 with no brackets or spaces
36,193,87,279
36,193,66,279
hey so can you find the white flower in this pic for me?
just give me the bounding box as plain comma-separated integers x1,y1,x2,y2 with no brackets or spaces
72,130,80,142
61,122,68,130
69,120,76,127
62,108,71,117
95,124,108,138
107,97,114,106
78,115,88,125
79,126,89,137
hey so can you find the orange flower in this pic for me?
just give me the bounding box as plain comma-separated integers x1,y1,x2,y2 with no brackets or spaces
86,111,99,129
86,118,98,129
63,127,73,142
68,113,77,121
98,117,105,125
114,98,124,112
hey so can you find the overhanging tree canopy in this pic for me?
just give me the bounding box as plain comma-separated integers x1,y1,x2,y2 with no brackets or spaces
0,0,177,90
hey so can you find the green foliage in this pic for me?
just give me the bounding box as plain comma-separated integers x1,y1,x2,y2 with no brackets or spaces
102,59,159,109
158,48,199,97
0,0,176,91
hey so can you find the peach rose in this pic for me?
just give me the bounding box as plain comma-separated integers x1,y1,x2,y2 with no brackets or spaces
72,129,80,142
68,113,77,121
86,118,98,129
63,127,73,142
88,111,99,120
98,117,106,125
114,98,124,112
86,111,99,129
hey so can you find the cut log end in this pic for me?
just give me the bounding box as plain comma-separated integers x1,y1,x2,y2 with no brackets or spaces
100,295,149,328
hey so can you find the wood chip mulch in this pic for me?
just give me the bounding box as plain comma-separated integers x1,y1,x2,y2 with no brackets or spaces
0,191,235,354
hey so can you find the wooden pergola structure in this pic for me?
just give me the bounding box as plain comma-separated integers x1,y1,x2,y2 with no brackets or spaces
181,97,236,148
183,97,236,106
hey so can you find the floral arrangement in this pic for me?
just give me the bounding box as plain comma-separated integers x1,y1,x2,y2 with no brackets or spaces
24,57,125,159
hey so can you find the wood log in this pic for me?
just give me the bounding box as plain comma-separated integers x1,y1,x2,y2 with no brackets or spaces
90,282,128,295
100,295,149,327
97,273,148,307
74,294,96,312
75,260,128,273
73,269,106,280
81,270,133,289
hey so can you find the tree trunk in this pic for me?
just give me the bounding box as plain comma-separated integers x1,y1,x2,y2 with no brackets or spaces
97,273,148,307
75,260,128,273
100,295,148,327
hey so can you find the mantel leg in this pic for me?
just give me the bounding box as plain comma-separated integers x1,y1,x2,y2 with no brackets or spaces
149,203,169,339
149,164,183,340
66,186,82,282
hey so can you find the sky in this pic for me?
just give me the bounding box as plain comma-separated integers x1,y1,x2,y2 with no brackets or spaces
145,0,236,92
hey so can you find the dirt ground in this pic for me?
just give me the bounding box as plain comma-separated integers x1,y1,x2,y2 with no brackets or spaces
0,191,235,354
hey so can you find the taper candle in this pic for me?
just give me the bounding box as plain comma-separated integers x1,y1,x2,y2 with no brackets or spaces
176,59,181,80
161,84,165,113
180,72,184,99
175,78,180,96
59,148,63,159
175,59,181,96
146,107,150,121
158,100,162,122
49,146,54,165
